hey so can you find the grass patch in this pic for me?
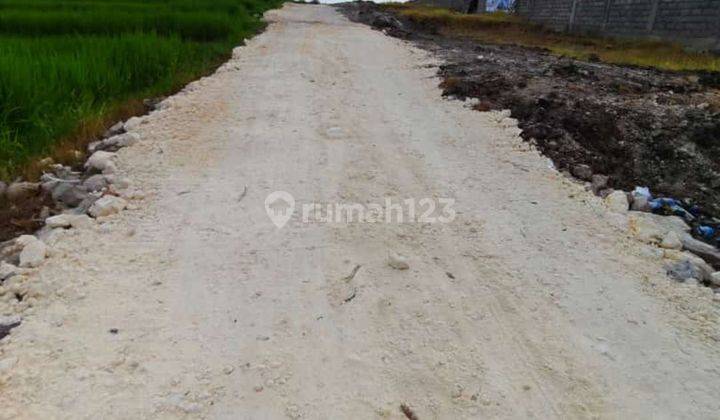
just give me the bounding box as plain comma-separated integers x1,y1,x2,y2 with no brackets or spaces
384,4,720,73
0,0,282,180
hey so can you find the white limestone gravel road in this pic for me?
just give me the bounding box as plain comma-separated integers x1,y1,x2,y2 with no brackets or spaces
1,4,720,419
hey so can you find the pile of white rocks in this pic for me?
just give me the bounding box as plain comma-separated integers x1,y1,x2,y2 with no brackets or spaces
0,114,147,279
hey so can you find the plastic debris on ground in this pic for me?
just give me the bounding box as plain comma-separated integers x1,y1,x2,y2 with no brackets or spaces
634,186,719,248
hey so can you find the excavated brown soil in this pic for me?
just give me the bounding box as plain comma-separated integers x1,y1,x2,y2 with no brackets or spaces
340,2,720,224
0,194,55,242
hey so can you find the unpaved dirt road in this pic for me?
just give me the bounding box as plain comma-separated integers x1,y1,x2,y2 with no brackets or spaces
1,4,720,419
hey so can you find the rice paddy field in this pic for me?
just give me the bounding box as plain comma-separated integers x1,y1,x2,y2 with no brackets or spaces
0,0,282,179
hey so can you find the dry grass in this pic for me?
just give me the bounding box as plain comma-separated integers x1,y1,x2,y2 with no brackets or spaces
384,4,720,72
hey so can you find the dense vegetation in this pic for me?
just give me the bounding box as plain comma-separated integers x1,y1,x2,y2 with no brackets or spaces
0,0,281,179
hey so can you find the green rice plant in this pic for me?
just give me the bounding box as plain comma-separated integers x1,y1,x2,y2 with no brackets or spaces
0,10,239,41
0,0,282,179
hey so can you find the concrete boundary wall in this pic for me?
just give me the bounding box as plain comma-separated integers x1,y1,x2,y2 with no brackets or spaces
415,0,485,12
515,0,720,51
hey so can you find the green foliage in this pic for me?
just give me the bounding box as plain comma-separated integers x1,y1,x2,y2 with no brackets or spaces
0,0,281,179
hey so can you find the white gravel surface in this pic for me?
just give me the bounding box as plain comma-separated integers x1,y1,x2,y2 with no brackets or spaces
0,4,719,419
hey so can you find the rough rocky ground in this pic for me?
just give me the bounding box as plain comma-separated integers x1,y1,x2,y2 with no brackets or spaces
341,2,720,221
1,4,720,419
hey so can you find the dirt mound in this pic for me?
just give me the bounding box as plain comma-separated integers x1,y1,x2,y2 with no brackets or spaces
437,49,720,216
